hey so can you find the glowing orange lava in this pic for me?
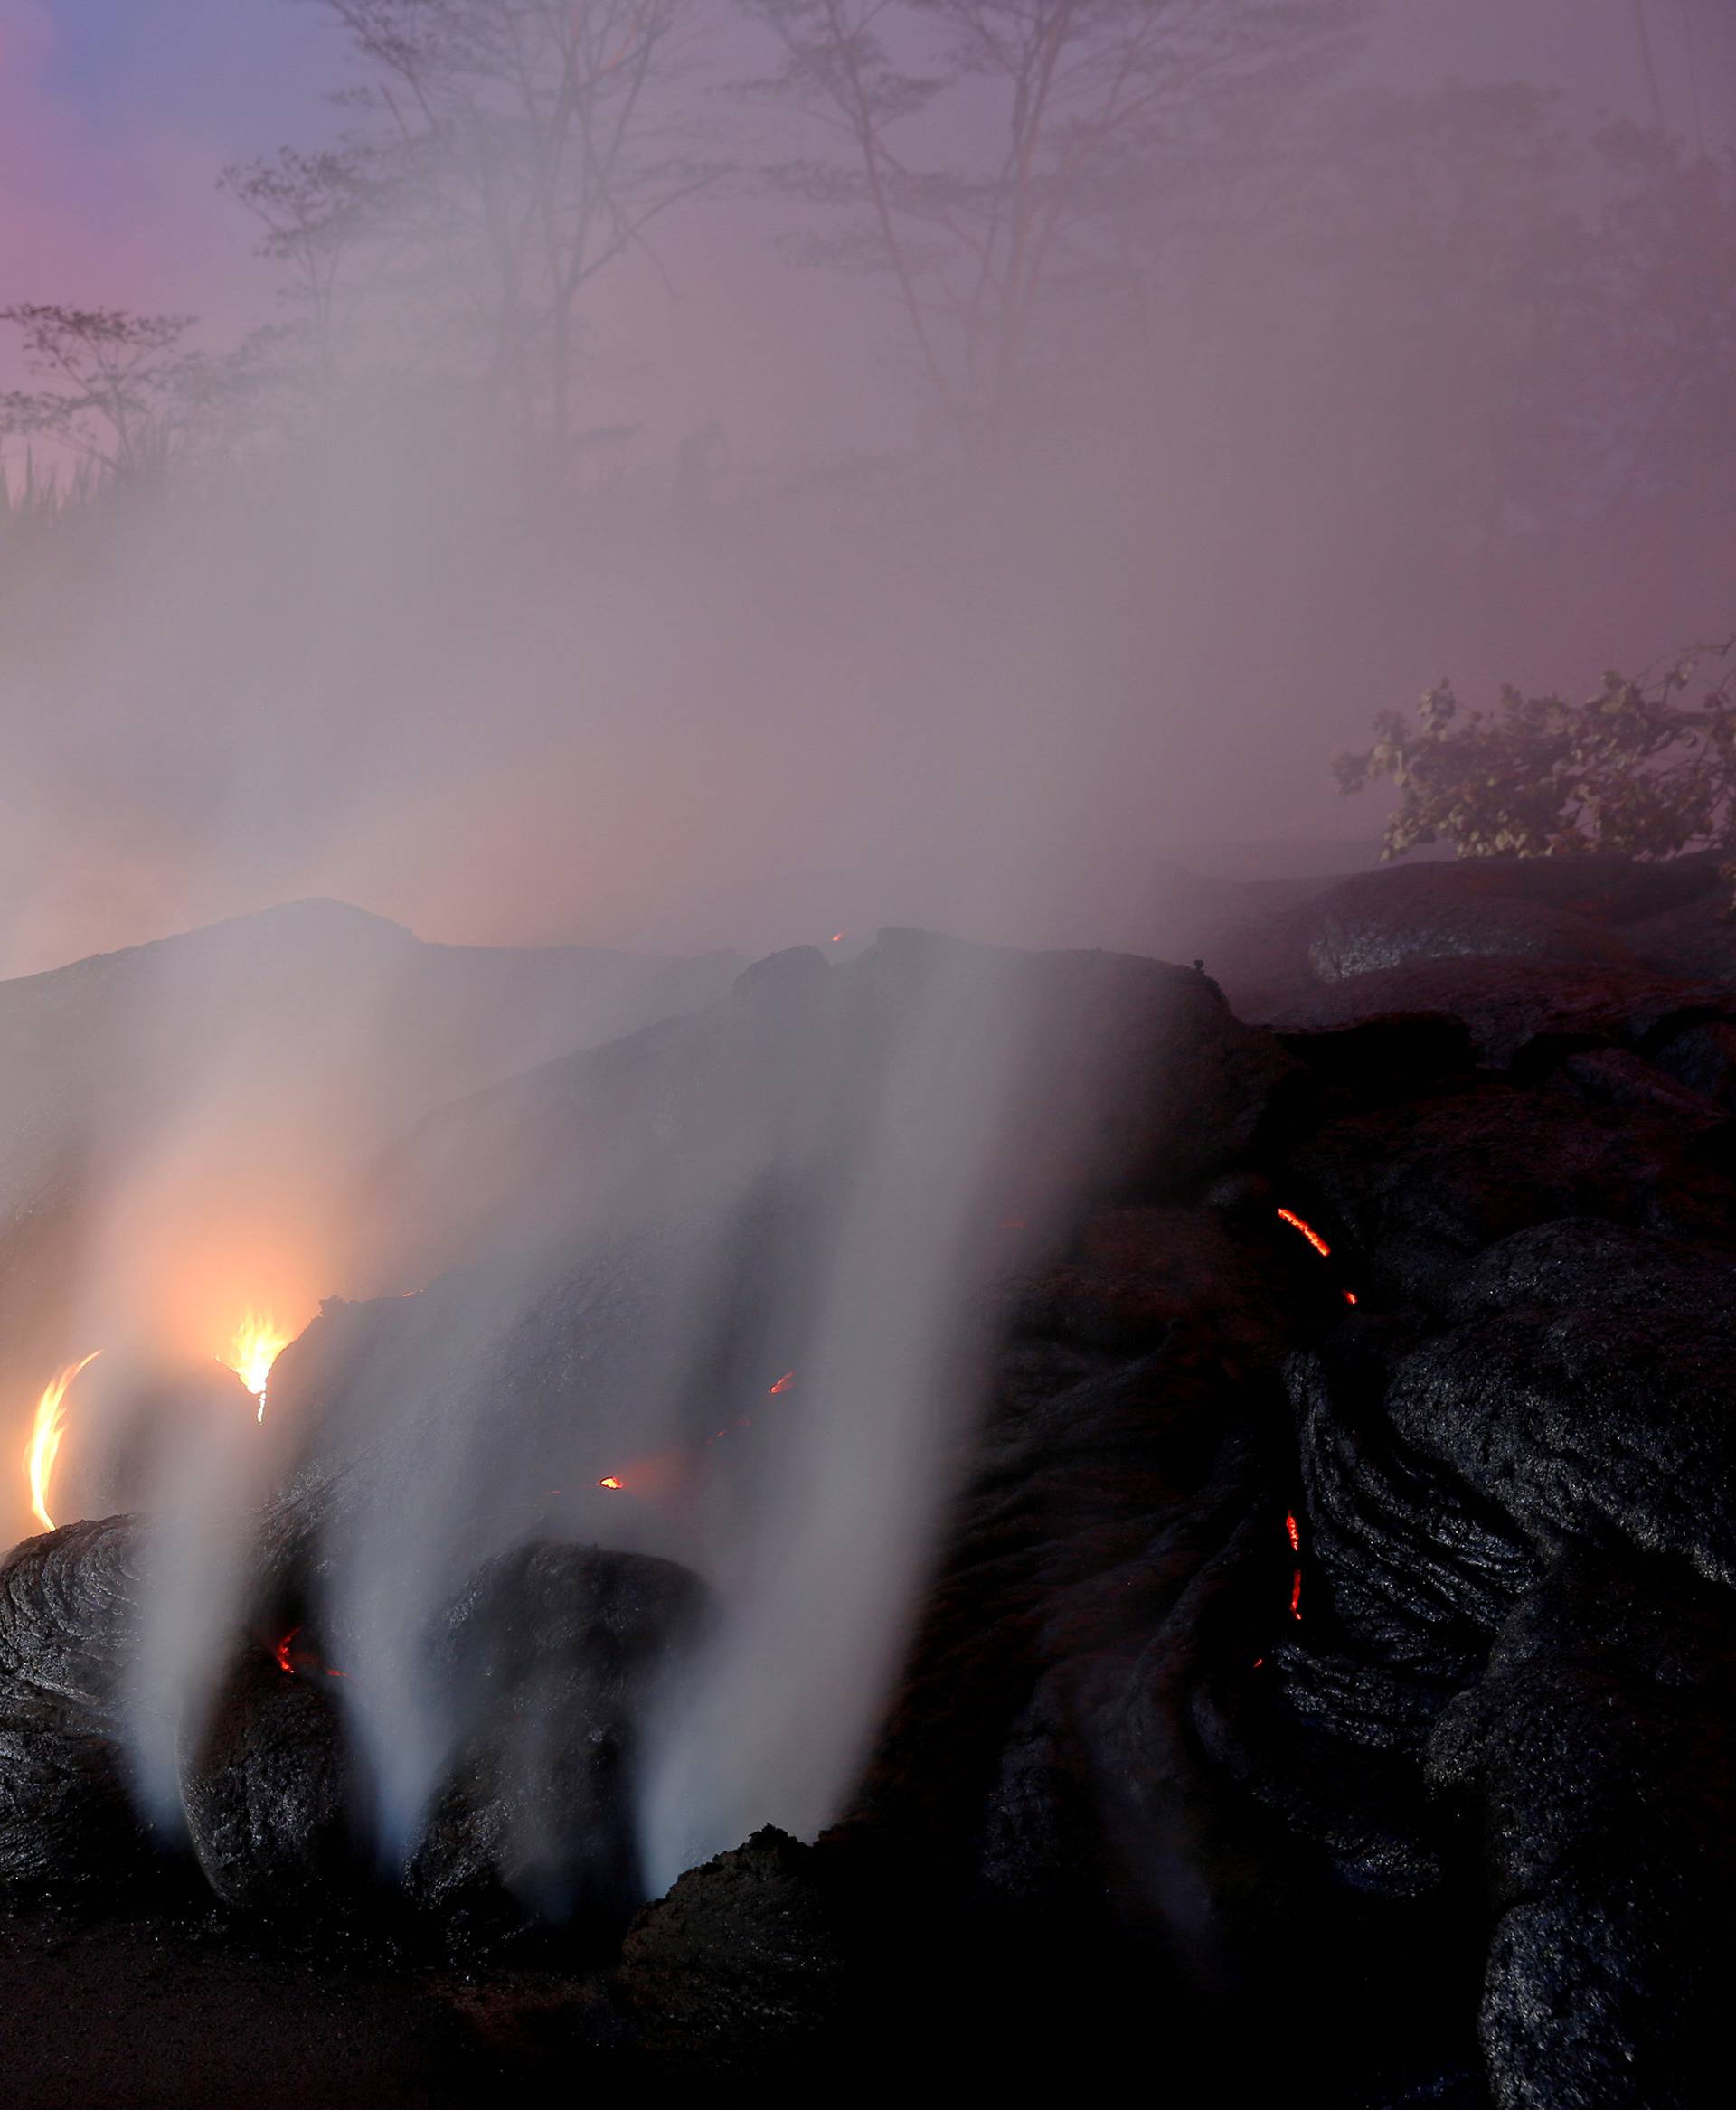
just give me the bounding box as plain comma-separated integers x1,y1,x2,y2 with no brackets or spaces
830,932,846,944
769,1371,794,1396
1285,1510,1301,1552
1277,1208,1331,1258
222,1311,291,1422
273,1625,346,1679
24,1352,100,1532
1289,1569,1303,1621
598,1476,624,1491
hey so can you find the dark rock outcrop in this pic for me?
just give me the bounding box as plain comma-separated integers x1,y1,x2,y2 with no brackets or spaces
2,1510,706,1941
1200,849,1736,1020
0,1519,152,1889
6,905,1736,2105
359,927,1297,1291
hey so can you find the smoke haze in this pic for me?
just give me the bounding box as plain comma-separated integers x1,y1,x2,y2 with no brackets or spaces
2,0,1731,1894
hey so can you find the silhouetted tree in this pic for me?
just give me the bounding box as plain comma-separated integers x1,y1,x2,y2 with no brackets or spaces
745,0,1369,447
283,0,729,441
1167,80,1736,638
0,306,204,480
220,145,389,416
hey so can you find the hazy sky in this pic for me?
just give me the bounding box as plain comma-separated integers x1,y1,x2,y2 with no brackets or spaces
3,0,1723,454
2,0,1730,974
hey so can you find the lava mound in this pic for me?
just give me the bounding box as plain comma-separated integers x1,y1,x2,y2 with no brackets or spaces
5,916,1736,2103
0,1510,706,1941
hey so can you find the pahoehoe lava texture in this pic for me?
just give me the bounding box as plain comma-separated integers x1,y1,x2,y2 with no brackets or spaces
4,895,1736,2103
3,1509,706,1940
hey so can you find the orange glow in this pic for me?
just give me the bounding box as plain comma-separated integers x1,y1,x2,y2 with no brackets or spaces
598,1476,624,1491
769,1371,794,1396
1343,1290,1358,1306
222,1310,291,1422
1285,1510,1301,1552
24,1352,100,1532
1289,1569,1303,1620
830,931,846,944
1277,1207,1331,1258
273,1625,346,1680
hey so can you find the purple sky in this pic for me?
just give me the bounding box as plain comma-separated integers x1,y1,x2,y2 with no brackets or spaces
2,0,1729,975
3,1,1723,454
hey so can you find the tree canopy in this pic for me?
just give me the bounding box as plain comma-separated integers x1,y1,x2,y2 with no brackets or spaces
1337,637,1736,878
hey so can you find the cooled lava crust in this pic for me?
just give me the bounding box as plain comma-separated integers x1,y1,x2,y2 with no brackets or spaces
5,871,1736,2106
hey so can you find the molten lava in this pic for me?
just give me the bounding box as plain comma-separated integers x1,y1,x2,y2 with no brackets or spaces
769,1371,795,1396
24,1352,100,1533
222,1311,291,1422
599,1476,624,1491
1285,1509,1301,1552
273,1625,347,1679
1277,1207,1331,1258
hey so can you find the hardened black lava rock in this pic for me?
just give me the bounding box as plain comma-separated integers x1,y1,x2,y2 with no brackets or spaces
363,926,1299,1292
0,1493,708,1943
177,1638,350,1911
11,908,1736,2107
403,1540,708,1932
1241,966,1736,2108
175,1529,709,1928
1427,1542,1736,2110
589,1825,848,2072
0,1518,154,1889
1204,851,1731,1012
1307,865,1636,983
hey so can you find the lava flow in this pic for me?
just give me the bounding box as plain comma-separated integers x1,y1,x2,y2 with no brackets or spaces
1278,1206,1358,1305
273,1625,346,1680
1277,1207,1331,1258
222,1310,291,1422
24,1352,101,1532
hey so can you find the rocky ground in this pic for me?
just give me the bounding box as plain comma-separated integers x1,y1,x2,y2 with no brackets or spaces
5,856,1736,2106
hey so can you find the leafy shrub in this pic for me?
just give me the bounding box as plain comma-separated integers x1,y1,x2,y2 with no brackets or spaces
1337,636,1736,884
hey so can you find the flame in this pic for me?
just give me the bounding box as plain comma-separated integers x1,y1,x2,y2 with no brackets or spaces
769,1371,794,1396
598,1476,624,1491
1277,1207,1331,1258
222,1310,291,1421
24,1352,100,1532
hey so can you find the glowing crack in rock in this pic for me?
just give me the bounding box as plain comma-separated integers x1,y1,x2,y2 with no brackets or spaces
1277,1207,1331,1258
